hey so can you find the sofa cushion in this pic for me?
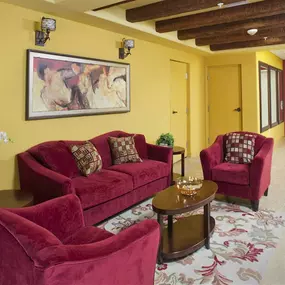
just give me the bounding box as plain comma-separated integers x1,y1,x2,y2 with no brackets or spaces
225,133,256,164
72,169,133,209
108,136,142,165
35,141,79,178
62,226,113,245
108,159,169,188
212,162,249,186
70,141,102,176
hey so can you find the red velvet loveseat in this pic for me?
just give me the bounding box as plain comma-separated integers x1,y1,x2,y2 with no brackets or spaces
18,131,172,225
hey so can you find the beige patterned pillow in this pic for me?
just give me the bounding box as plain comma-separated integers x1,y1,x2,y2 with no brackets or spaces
108,136,142,165
70,141,102,176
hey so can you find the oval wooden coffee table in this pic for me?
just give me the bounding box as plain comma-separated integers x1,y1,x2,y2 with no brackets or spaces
152,180,218,264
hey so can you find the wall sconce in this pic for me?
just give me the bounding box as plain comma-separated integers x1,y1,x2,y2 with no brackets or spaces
35,17,56,46
119,39,135,59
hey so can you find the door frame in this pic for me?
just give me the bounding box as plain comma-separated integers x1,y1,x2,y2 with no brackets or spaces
206,64,243,146
170,59,191,156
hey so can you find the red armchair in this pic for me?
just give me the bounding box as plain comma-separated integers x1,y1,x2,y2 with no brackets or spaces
0,194,160,285
200,132,274,211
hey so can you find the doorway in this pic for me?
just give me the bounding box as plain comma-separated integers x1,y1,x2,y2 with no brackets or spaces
208,64,242,145
170,60,189,160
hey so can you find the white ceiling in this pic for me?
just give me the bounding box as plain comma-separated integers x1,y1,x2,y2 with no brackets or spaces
271,50,285,60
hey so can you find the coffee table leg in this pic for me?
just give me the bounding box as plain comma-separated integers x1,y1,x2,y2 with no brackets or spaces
157,214,164,264
181,153,185,177
204,203,210,249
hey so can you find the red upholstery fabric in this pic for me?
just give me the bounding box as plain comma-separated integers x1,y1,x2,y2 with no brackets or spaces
62,226,113,245
84,177,168,226
33,141,79,178
9,194,84,241
72,169,133,209
200,132,274,202
212,163,249,185
18,131,172,225
108,159,169,188
0,195,160,285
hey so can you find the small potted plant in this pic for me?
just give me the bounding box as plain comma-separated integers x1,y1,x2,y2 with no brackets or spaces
0,132,12,144
156,133,174,147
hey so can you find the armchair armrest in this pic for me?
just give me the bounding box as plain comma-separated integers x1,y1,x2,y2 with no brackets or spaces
18,152,74,203
36,220,160,285
250,138,274,200
8,195,84,241
200,135,224,180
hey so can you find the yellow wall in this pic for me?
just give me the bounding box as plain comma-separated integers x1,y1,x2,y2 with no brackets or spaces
256,51,284,140
0,2,206,190
206,51,284,143
205,53,259,137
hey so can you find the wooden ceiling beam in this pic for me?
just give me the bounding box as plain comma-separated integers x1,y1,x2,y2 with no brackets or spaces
178,14,285,40
210,37,285,51
126,0,241,23
156,0,285,33
196,27,285,46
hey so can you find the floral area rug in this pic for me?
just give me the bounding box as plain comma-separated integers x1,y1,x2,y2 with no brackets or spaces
99,199,285,285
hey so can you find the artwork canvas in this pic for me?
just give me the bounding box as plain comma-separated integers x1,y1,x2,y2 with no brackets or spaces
26,50,130,120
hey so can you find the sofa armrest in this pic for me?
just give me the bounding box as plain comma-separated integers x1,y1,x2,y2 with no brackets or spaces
200,135,224,180
147,143,173,164
8,195,84,241
36,220,160,285
250,138,274,200
18,152,74,204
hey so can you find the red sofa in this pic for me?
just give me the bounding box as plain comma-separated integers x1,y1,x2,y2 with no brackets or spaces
18,131,172,225
200,132,274,211
0,194,160,285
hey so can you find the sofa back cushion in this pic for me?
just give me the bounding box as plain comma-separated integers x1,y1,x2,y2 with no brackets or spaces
28,131,148,172
29,141,79,178
223,131,266,156
90,131,147,168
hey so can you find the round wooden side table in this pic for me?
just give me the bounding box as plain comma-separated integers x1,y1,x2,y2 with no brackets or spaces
152,180,218,264
0,190,33,208
171,146,185,185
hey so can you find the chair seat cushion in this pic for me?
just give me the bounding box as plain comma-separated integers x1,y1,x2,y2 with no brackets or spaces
212,163,250,186
72,169,133,209
62,226,113,245
108,159,169,188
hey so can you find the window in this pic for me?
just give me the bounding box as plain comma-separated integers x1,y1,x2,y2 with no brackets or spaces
259,62,283,133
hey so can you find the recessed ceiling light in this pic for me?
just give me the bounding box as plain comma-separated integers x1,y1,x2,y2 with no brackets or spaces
247,28,258,36
217,2,224,8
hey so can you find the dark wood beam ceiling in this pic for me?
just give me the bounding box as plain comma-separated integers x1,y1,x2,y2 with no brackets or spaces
196,27,285,46
178,14,285,40
156,0,285,33
126,0,241,23
211,37,285,51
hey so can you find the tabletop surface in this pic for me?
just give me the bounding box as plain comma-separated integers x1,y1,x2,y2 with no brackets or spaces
152,180,218,214
0,190,33,208
173,146,185,154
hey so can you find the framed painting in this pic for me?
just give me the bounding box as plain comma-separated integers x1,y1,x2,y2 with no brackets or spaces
26,50,130,120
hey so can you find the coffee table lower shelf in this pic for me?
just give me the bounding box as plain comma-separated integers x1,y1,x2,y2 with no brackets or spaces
159,215,215,262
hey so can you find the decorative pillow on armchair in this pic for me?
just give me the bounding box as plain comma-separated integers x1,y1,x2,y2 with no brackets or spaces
225,133,256,164
70,141,102,176
108,136,142,165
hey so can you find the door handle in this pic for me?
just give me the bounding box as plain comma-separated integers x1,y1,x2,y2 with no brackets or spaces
172,111,178,114
234,107,241,112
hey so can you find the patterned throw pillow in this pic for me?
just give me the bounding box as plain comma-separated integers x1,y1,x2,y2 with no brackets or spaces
225,133,256,164
108,136,142,165
70,141,102,176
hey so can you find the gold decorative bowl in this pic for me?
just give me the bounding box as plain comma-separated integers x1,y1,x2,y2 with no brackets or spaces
176,177,203,196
